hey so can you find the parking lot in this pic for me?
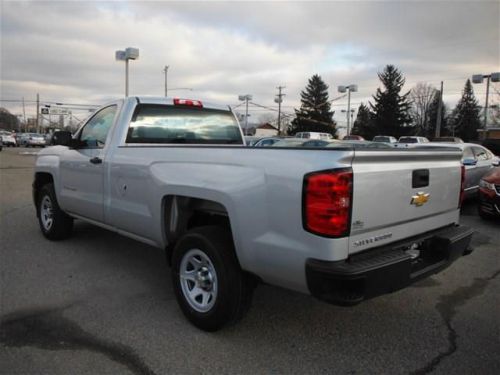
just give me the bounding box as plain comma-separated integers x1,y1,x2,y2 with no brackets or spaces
0,147,499,375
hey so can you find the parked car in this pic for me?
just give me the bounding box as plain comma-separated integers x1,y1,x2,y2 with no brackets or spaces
25,133,47,147
329,140,394,149
342,135,365,141
252,137,283,147
416,142,498,198
17,133,30,146
34,96,473,331
478,167,500,219
372,135,397,143
0,131,17,147
295,132,333,140
0,138,3,151
244,136,262,146
432,137,464,143
397,136,430,145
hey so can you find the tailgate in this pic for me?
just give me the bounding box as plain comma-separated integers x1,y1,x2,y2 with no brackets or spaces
348,148,463,254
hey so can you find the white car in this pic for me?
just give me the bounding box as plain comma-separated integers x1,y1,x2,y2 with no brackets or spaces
295,131,333,140
396,136,430,147
0,131,17,147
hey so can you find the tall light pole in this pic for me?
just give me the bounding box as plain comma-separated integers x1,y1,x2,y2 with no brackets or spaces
472,72,500,130
238,94,252,135
163,65,169,97
338,84,358,136
115,47,139,97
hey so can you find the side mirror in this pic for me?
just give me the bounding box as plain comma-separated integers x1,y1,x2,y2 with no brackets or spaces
51,131,73,146
462,158,477,166
492,158,500,167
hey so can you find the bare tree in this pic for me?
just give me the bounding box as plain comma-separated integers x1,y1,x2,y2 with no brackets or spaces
410,82,437,136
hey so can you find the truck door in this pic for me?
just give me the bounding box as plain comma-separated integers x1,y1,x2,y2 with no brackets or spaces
58,105,117,222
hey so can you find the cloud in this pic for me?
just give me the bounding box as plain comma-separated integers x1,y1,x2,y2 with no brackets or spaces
1,0,498,124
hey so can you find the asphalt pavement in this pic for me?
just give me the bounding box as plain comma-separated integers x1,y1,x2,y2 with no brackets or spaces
1,147,499,374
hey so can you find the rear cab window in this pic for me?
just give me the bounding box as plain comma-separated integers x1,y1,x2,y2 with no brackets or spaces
126,105,243,145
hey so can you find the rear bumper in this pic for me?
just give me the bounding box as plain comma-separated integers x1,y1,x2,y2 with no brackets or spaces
306,225,474,305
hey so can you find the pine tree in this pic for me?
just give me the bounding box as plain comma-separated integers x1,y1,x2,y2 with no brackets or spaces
351,103,376,139
289,74,337,137
449,79,482,141
370,65,413,137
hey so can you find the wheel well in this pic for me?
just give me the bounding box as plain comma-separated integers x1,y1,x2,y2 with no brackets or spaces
33,173,54,210
163,195,232,263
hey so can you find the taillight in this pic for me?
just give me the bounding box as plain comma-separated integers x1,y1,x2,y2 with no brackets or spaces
303,168,353,237
459,165,465,208
173,98,203,108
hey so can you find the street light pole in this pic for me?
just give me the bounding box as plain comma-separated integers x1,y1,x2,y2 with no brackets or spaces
472,72,500,130
338,84,358,136
115,48,140,97
484,75,491,129
125,59,129,97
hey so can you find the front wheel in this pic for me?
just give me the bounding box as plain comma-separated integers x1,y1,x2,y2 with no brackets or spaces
37,183,73,240
171,226,254,331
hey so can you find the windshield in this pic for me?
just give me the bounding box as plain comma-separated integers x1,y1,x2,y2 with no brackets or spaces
127,105,243,144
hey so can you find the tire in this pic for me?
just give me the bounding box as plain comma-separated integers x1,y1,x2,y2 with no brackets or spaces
37,183,73,240
171,226,254,331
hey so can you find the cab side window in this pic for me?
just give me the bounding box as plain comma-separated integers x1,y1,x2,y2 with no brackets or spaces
79,106,117,148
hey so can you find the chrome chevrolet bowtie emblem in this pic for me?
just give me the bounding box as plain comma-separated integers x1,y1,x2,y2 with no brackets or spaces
411,192,430,206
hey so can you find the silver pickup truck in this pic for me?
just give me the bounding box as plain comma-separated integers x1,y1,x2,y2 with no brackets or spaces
33,97,473,331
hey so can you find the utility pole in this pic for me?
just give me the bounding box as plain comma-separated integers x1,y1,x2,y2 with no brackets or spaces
36,93,40,133
238,95,253,135
163,65,169,97
275,86,285,135
22,97,27,132
435,81,443,138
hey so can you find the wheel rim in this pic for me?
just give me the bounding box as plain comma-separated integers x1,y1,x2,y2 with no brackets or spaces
179,249,218,313
40,195,54,231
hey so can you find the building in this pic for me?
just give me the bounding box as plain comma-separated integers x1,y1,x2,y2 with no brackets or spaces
477,127,500,140
255,123,278,137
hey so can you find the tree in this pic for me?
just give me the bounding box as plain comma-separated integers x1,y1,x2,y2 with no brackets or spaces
288,74,338,137
449,79,481,141
370,65,413,137
0,108,20,131
351,103,376,139
410,82,437,137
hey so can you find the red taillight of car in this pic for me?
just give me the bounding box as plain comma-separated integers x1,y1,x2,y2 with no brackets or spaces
458,165,466,208
173,98,203,108
303,168,353,237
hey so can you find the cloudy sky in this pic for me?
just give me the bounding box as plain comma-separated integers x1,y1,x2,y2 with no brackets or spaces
1,0,499,129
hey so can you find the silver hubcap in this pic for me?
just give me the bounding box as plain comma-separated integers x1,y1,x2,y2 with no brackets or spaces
179,249,218,313
40,195,54,231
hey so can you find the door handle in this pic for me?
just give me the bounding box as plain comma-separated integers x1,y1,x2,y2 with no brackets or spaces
89,157,102,164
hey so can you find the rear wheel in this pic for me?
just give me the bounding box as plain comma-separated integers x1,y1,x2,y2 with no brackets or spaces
37,183,73,240
171,226,254,331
